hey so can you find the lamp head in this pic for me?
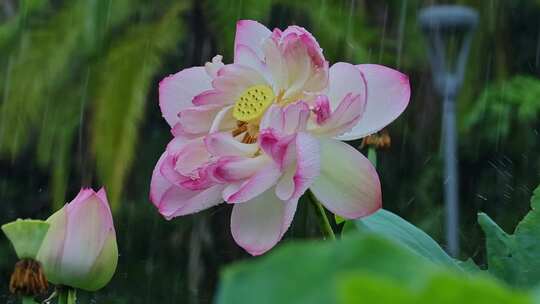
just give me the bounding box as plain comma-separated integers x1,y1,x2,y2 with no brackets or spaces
419,5,478,33
419,5,479,97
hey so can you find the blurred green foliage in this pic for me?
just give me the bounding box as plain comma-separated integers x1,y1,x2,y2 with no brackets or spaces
0,0,539,302
479,184,540,287
217,235,439,304
218,184,540,303
217,234,532,304
353,209,465,269
463,75,540,145
91,2,185,209
338,271,531,304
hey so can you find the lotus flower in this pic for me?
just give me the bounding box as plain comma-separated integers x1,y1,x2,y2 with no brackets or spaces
151,20,410,255
37,188,118,291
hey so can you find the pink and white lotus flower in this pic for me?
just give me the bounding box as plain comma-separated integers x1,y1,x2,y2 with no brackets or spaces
150,20,410,255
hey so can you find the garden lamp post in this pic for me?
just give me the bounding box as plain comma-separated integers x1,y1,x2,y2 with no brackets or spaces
419,5,478,257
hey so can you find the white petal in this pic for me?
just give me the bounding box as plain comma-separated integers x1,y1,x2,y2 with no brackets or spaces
159,185,224,219
326,62,367,110
223,161,282,204
234,20,272,60
159,67,212,127
310,138,381,219
231,189,297,255
337,64,410,140
204,132,258,157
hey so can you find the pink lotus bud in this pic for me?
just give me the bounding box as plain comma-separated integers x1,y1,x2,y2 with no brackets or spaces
37,188,118,291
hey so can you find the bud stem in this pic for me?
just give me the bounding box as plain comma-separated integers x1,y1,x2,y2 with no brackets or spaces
307,190,336,240
22,296,38,304
57,287,77,304
367,147,377,167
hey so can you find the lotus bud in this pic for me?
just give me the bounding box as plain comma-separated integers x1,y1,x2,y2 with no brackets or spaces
37,188,118,291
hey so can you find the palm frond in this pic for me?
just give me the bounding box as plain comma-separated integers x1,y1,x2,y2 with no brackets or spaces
1,0,153,209
91,4,186,211
0,1,86,157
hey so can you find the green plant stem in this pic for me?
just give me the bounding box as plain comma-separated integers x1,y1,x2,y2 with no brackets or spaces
367,147,377,168
22,296,37,304
308,190,336,240
57,287,77,304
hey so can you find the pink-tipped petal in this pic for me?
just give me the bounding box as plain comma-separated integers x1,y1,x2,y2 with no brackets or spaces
337,64,411,140
260,105,281,130
160,148,215,191
311,93,366,137
205,55,225,79
326,62,367,110
258,129,295,168
223,160,282,204
275,132,319,201
70,188,94,206
313,95,331,124
310,138,381,219
231,189,297,255
265,26,328,96
150,152,174,206
234,44,268,77
234,20,272,61
214,64,267,93
96,188,109,207
281,198,298,238
279,26,328,93
93,189,114,230
262,38,287,91
178,167,215,191
159,67,213,127
290,133,320,201
159,154,186,187
166,136,191,154
174,139,210,176
177,104,222,135
36,207,68,285
304,60,329,92
275,167,295,201
279,25,324,67
209,105,237,133
192,90,235,106
171,124,205,139
263,27,328,94
62,192,112,281
212,156,270,182
260,101,310,134
282,102,310,134
205,132,258,157
159,185,225,220
282,40,312,97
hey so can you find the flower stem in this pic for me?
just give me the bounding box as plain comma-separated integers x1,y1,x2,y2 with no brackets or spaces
22,296,37,304
367,147,377,168
308,190,336,240
57,287,77,304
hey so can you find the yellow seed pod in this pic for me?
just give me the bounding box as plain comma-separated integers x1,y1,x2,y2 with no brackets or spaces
233,85,275,122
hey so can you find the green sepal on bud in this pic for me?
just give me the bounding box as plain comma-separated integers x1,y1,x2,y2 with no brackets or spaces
2,219,50,259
